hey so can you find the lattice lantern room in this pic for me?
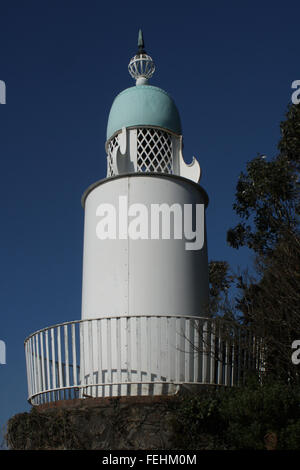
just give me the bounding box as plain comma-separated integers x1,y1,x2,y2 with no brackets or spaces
24,31,263,405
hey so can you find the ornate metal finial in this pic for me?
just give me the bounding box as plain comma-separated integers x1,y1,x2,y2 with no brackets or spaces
128,30,155,85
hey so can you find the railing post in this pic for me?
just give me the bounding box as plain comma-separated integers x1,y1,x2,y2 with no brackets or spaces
88,320,94,395
107,318,112,394
31,335,37,402
97,319,103,397
57,326,63,398
126,316,132,388
136,316,142,386
210,320,216,385
40,332,46,403
71,323,77,389
116,317,121,393
202,320,208,383
25,340,31,403
64,325,70,391
79,321,84,394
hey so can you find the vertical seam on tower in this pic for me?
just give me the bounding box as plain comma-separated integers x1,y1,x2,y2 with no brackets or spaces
127,177,130,316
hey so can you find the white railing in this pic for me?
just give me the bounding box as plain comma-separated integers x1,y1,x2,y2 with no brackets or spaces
24,315,264,405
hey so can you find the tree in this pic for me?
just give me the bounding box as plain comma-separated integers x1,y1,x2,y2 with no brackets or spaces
227,104,299,255
208,260,233,317
236,228,300,382
226,103,300,383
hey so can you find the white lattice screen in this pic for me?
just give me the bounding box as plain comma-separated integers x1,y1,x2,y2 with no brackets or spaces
136,128,173,174
106,128,173,177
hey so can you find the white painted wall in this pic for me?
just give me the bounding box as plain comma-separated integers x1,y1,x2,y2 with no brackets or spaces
81,174,209,319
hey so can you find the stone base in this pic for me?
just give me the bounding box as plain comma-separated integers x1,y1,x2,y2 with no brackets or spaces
6,395,183,450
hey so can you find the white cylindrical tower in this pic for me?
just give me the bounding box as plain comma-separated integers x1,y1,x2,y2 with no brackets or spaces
80,31,209,397
82,175,209,318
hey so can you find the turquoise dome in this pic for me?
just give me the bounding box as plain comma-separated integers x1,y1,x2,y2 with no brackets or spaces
106,85,182,141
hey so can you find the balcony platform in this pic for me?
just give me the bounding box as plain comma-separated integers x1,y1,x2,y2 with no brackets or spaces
25,315,263,406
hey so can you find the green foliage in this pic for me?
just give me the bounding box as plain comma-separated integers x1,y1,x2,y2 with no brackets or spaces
209,261,232,300
174,382,300,450
227,103,300,255
172,389,226,450
6,407,84,450
227,154,299,254
208,261,235,317
278,103,300,171
280,420,300,450
220,380,300,449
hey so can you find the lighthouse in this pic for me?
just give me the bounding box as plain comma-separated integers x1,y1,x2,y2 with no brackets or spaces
25,32,259,405
79,31,209,397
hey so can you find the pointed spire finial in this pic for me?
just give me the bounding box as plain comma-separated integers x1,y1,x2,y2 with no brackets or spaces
138,29,145,53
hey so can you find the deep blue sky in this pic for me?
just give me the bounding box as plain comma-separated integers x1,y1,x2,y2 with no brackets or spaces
0,0,299,433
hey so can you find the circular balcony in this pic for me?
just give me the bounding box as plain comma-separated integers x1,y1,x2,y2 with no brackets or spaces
24,315,264,405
